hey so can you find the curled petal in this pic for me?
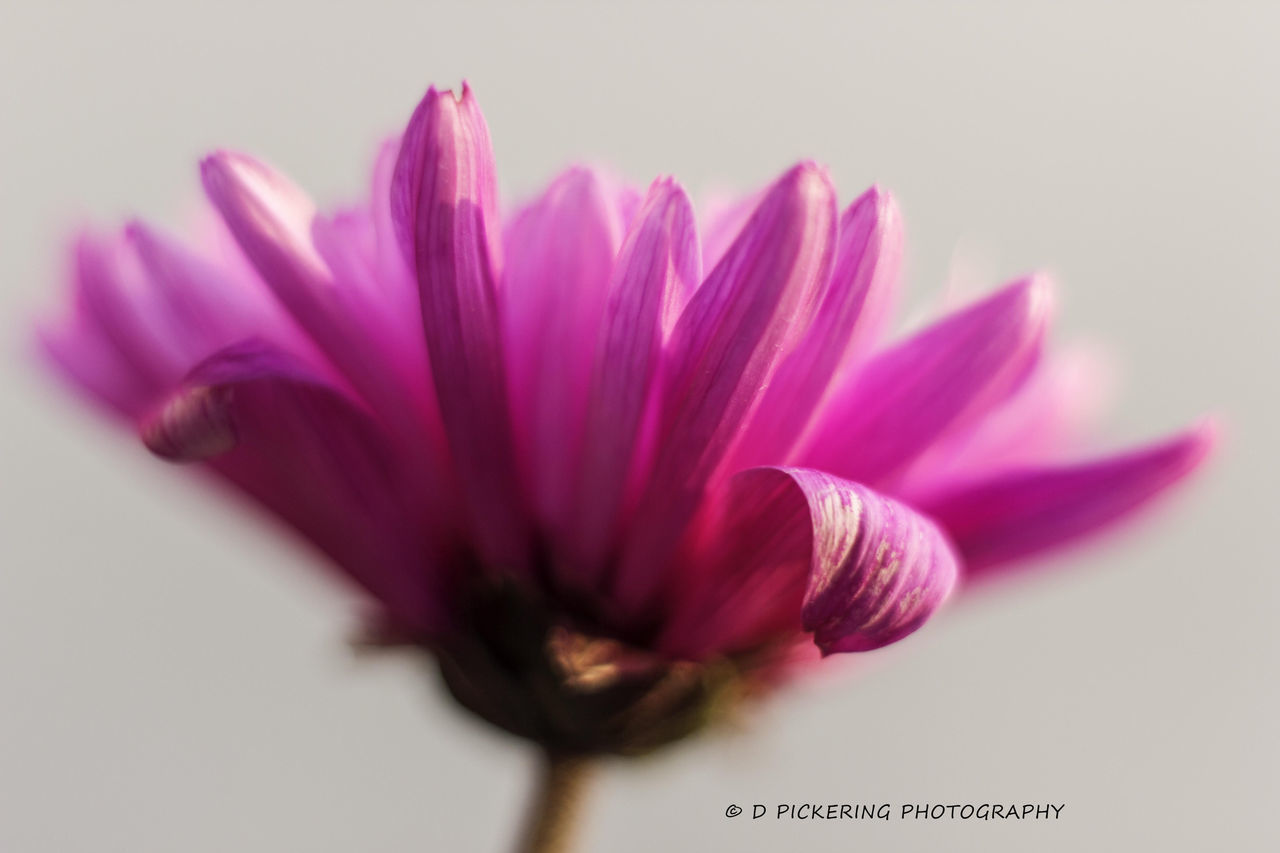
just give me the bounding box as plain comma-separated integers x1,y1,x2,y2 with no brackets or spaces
142,383,238,461
802,275,1053,486
391,83,528,572
141,340,449,634
918,421,1217,576
663,467,958,657
790,469,959,654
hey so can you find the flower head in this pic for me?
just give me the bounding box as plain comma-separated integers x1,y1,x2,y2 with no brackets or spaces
38,84,1214,754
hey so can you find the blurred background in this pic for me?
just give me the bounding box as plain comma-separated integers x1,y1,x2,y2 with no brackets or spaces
2,1,1275,850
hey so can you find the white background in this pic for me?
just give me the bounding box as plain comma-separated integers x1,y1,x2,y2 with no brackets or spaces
2,2,1275,850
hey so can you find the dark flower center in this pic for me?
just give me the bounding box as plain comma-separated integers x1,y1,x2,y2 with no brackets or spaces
431,580,746,756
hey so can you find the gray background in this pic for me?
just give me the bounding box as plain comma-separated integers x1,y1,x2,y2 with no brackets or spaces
2,1,1275,851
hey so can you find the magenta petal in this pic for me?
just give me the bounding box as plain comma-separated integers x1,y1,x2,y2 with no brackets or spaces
200,151,334,326
127,220,308,359
730,186,903,469
699,187,764,274
391,84,528,572
663,467,957,657
789,469,958,654
37,309,149,418
201,151,407,373
569,177,700,577
612,162,837,614
141,339,449,634
502,167,627,538
39,222,306,420
38,235,157,417
200,153,378,390
897,343,1115,492
203,150,456,499
918,421,1217,576
69,232,186,395
801,275,1053,486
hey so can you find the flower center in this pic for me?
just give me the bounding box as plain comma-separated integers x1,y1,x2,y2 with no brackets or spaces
431,580,744,756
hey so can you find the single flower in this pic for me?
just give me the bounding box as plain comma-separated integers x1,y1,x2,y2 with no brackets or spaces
37,83,1213,851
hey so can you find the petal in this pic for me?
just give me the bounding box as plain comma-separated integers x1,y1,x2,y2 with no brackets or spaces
801,275,1053,486
662,467,958,657
699,186,763,274
126,220,304,359
201,152,399,403
729,185,903,469
37,313,148,418
791,470,958,654
898,342,1116,493
310,208,438,404
38,222,309,420
371,135,411,284
311,207,378,294
70,232,186,394
361,135,427,332
37,235,153,417
568,177,700,578
502,167,626,537
204,151,458,526
391,84,528,572
200,151,333,326
917,421,1217,576
611,162,837,615
141,339,450,634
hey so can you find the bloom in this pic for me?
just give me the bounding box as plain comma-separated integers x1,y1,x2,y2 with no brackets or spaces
39,83,1213,754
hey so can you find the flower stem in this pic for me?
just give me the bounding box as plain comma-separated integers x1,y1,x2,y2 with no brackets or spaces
515,752,593,853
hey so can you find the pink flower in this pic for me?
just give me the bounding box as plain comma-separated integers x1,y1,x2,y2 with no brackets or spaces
38,84,1213,754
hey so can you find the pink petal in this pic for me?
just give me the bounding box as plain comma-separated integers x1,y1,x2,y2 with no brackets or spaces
204,151,457,525
37,236,154,417
38,223,305,420
729,185,903,469
141,340,450,635
699,187,764,274
391,84,528,572
37,313,148,418
502,167,627,539
69,232,187,394
662,467,958,657
611,162,837,616
361,135,428,337
801,275,1053,487
371,136,410,285
791,469,958,654
311,207,378,295
200,151,333,329
917,421,1217,576
897,343,1116,493
126,220,305,360
567,177,700,580
200,153,396,401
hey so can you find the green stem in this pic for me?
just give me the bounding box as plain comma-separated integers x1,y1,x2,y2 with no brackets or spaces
515,752,594,853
